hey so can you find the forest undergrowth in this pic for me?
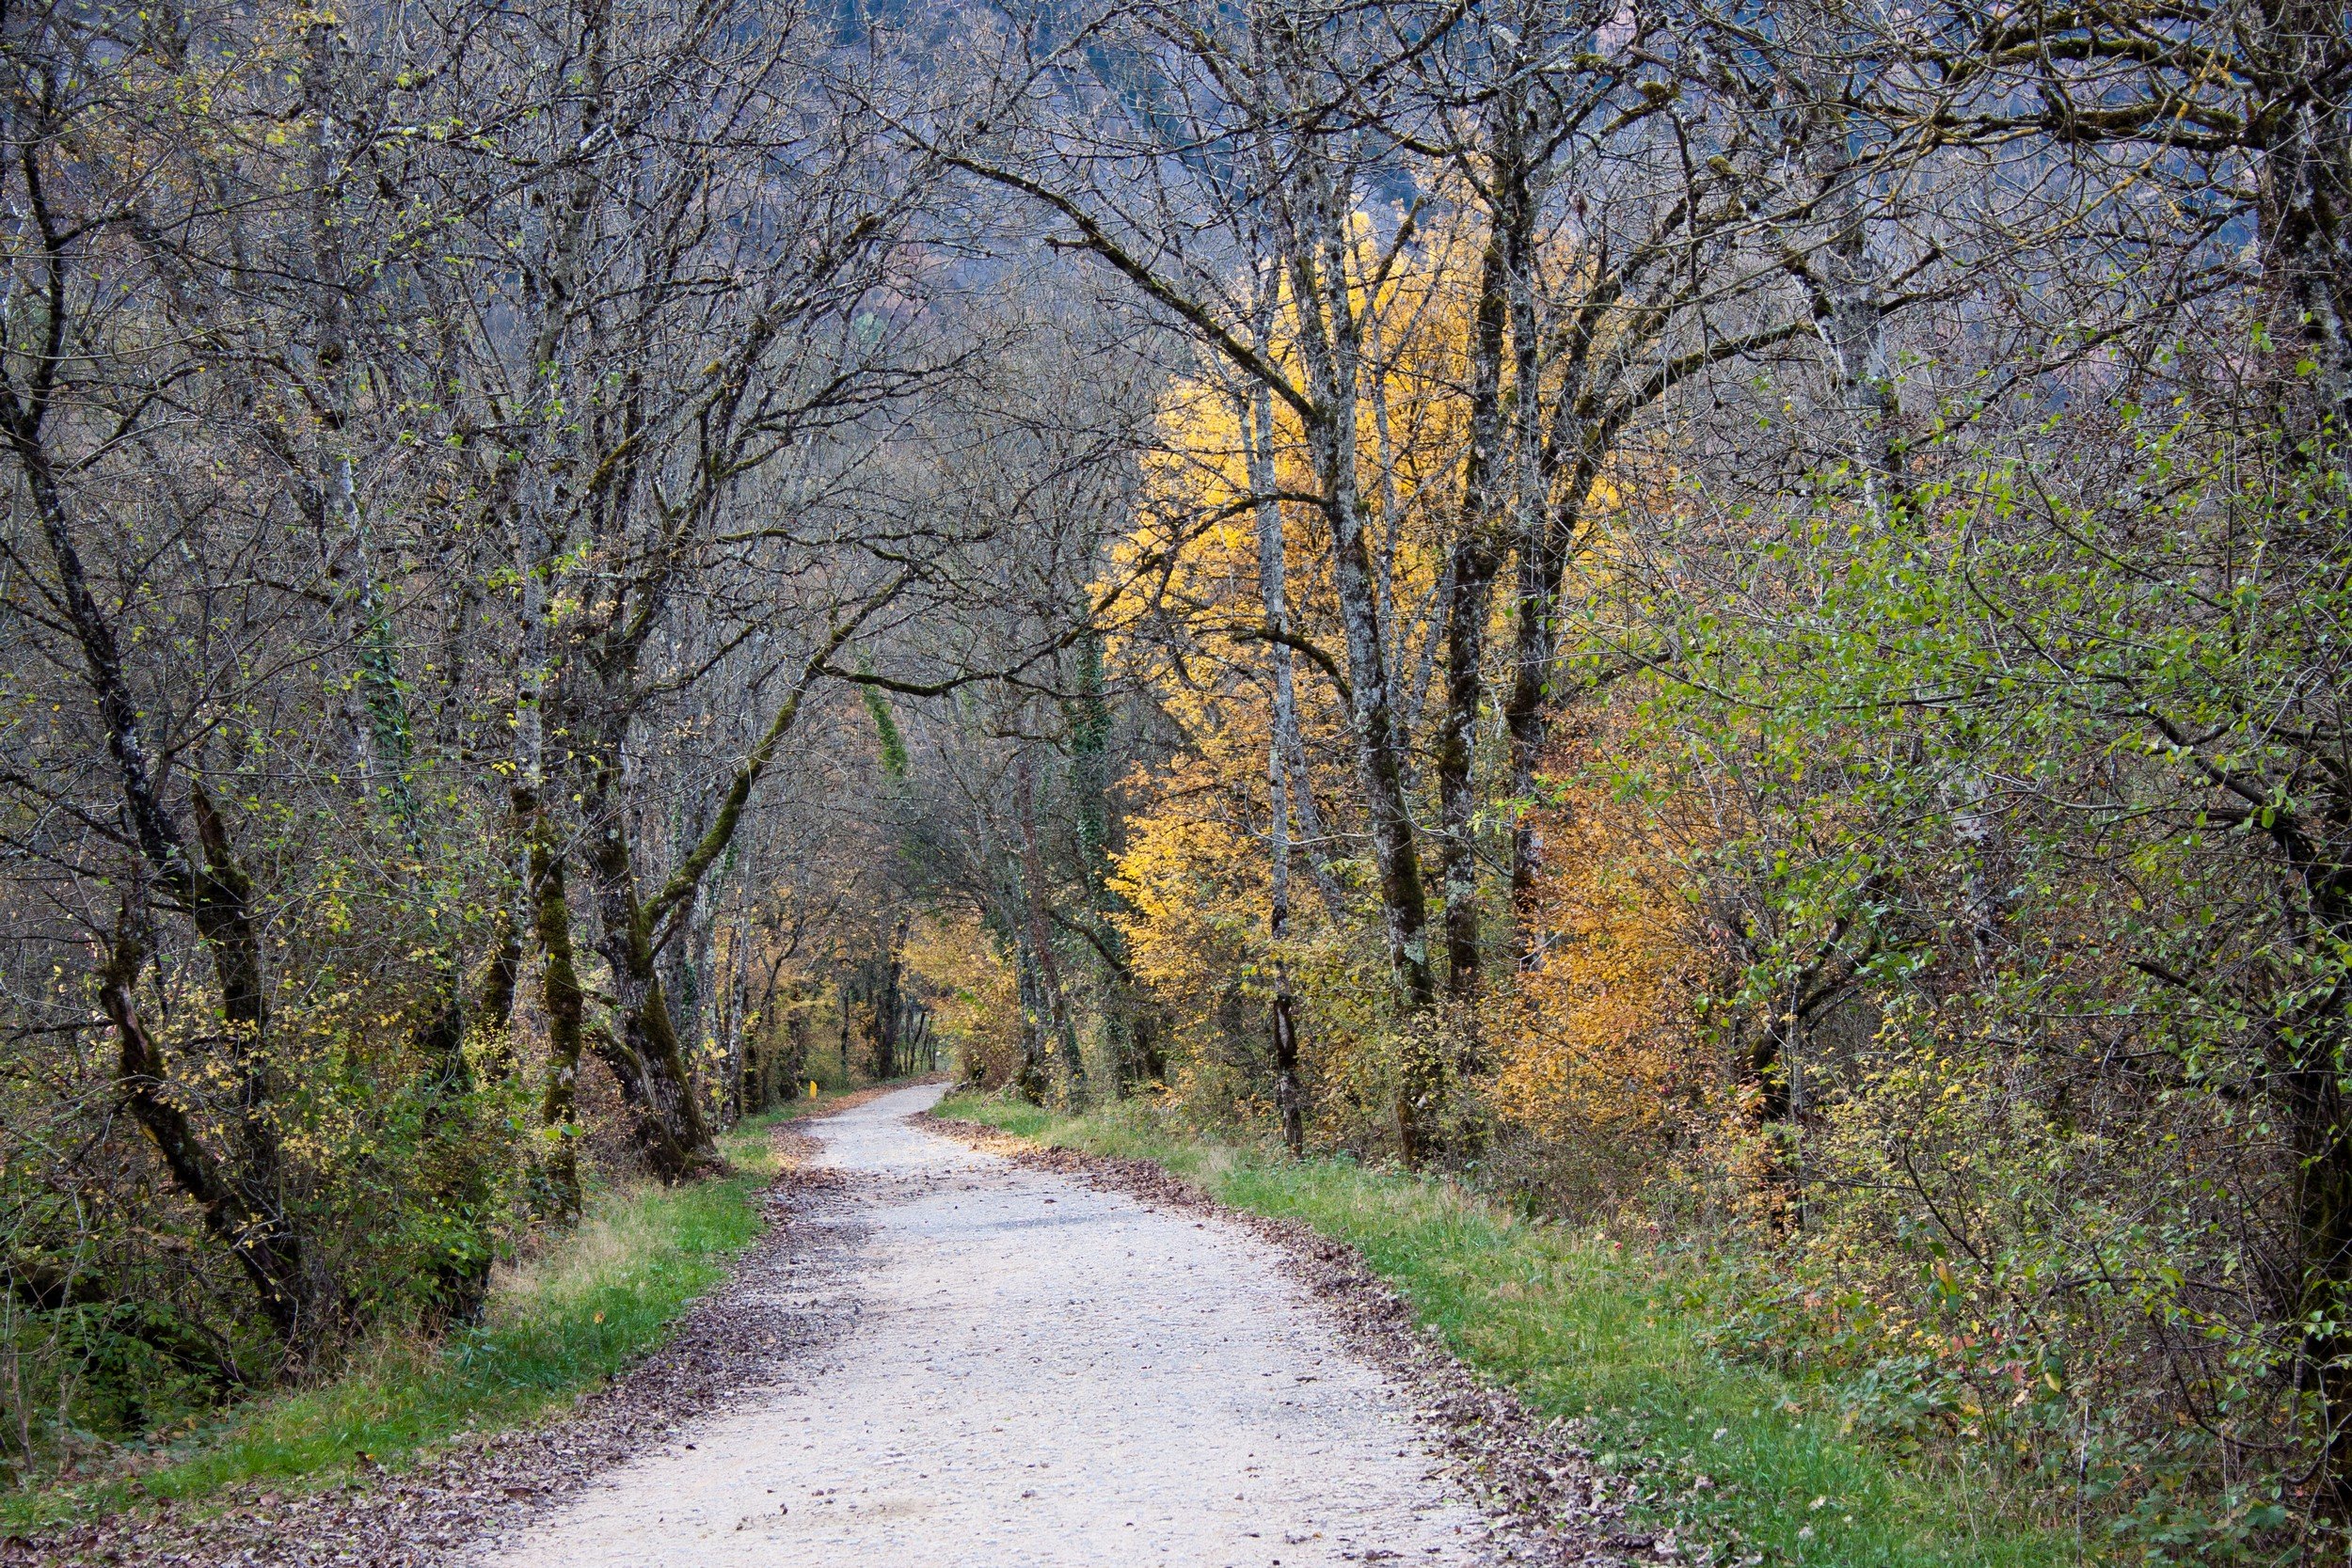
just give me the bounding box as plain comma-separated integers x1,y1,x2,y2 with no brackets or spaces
942,1091,2097,1568
0,1097,853,1536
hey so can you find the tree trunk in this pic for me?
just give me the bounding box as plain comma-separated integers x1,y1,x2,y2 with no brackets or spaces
1014,748,1084,1095
1244,381,1348,924
1435,219,1513,1001
1277,178,1439,1161
100,913,308,1343
874,913,910,1080
1013,937,1050,1102
472,895,524,1078
580,768,723,1180
527,805,590,1217
1268,742,1306,1156
2266,811,2352,1516
1289,280,1436,1013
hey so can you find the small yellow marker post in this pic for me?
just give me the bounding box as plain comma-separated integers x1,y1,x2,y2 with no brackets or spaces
807,1080,819,1101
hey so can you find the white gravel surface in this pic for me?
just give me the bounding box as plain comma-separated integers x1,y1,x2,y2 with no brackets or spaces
469,1083,1494,1567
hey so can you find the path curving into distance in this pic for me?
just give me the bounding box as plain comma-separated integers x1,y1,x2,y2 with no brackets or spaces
469,1082,1494,1567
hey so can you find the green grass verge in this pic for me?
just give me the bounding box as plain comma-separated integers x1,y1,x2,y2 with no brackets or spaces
940,1093,2079,1568
0,1091,860,1534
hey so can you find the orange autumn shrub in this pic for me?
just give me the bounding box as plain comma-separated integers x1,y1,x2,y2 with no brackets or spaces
1486,770,1717,1214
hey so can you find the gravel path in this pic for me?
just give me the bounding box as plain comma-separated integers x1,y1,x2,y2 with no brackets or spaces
467,1083,1501,1568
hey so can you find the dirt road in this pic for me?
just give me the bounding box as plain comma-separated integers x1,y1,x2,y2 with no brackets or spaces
467,1083,1497,1567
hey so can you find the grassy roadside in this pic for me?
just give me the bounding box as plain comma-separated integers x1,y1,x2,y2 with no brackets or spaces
940,1093,2077,1568
0,1088,865,1536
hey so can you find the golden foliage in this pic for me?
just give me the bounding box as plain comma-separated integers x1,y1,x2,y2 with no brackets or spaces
903,911,1022,1086
1477,754,1716,1207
